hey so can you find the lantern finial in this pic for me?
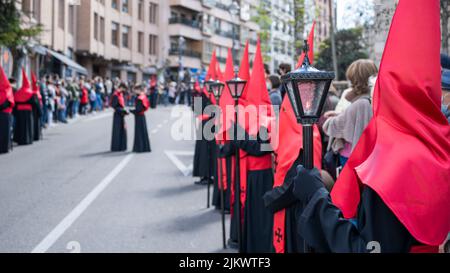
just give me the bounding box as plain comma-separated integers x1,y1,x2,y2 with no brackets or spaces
302,40,311,68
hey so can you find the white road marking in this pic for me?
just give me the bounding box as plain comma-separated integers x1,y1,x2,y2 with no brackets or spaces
163,120,169,124
31,154,135,253
164,150,194,177
157,124,163,128
151,129,159,134
83,112,113,123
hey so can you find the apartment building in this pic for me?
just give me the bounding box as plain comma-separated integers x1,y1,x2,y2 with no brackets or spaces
267,0,296,73
163,0,259,76
304,0,332,53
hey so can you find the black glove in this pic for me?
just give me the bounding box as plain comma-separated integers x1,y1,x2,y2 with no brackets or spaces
292,165,324,203
218,142,236,158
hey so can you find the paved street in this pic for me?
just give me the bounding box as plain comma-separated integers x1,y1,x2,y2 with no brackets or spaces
0,106,231,253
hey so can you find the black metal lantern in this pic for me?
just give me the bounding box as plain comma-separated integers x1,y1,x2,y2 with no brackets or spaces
282,41,334,125
226,68,247,101
204,80,215,95
281,40,334,171
210,80,225,102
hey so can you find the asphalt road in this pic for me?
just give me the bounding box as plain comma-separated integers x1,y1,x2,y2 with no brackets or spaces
0,105,232,253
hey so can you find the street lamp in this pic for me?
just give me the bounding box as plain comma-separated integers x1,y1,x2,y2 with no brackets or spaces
208,79,226,249
228,1,240,64
225,67,248,252
281,40,334,170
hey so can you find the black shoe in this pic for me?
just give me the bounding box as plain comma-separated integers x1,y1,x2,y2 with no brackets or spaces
194,179,209,186
227,239,239,249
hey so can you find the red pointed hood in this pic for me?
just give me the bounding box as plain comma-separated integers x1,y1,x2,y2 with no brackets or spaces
297,21,316,69
14,68,33,103
0,66,14,108
31,72,42,102
239,39,274,136
239,41,250,82
218,48,236,140
272,24,322,253
204,50,217,104
331,0,450,246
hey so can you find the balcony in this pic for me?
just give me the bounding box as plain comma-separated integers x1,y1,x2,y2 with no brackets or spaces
169,0,203,12
169,17,201,29
168,18,203,41
214,29,240,40
169,48,202,59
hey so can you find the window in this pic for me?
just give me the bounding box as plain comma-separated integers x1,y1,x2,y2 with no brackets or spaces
149,2,158,25
149,34,158,55
58,0,65,29
122,0,129,13
22,0,31,14
111,22,119,46
68,5,75,34
94,13,99,40
100,17,105,43
138,0,144,20
33,0,41,20
122,25,130,48
138,31,144,53
112,0,119,9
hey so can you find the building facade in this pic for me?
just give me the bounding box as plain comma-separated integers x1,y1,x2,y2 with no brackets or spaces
18,0,339,81
267,0,295,73
304,0,332,53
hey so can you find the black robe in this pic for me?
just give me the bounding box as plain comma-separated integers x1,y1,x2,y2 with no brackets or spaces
32,98,43,141
0,101,13,153
238,136,274,253
131,98,151,153
192,93,216,179
110,95,127,152
214,147,232,210
297,185,419,253
13,96,37,145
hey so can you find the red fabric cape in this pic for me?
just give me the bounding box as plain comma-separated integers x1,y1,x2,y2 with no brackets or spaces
14,69,33,103
330,0,450,246
0,66,14,113
113,90,125,108
31,73,42,104
137,93,149,114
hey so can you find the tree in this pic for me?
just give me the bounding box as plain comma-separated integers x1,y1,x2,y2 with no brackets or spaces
315,28,368,80
252,1,272,63
0,0,42,74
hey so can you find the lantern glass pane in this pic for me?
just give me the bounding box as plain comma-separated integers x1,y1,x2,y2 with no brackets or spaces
286,81,300,117
236,82,245,97
227,82,236,98
297,80,326,116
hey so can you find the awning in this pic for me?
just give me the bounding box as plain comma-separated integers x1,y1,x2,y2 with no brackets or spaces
141,66,157,75
112,64,139,73
34,45,88,75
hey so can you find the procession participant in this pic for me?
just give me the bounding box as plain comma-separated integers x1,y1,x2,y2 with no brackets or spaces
79,79,89,115
213,48,234,212
442,69,450,123
292,0,450,253
221,41,251,248
110,83,129,152
31,73,43,141
13,69,38,145
130,85,151,153
224,40,275,253
263,22,323,253
149,75,158,109
0,67,15,153
192,51,217,186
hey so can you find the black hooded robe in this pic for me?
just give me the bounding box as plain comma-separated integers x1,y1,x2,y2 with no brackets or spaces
192,93,216,180
32,99,43,141
296,185,420,253
214,147,232,210
110,95,127,152
0,101,13,153
13,95,38,145
238,137,274,253
132,98,151,153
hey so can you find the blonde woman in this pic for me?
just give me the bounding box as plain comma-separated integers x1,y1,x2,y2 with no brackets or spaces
323,59,378,166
